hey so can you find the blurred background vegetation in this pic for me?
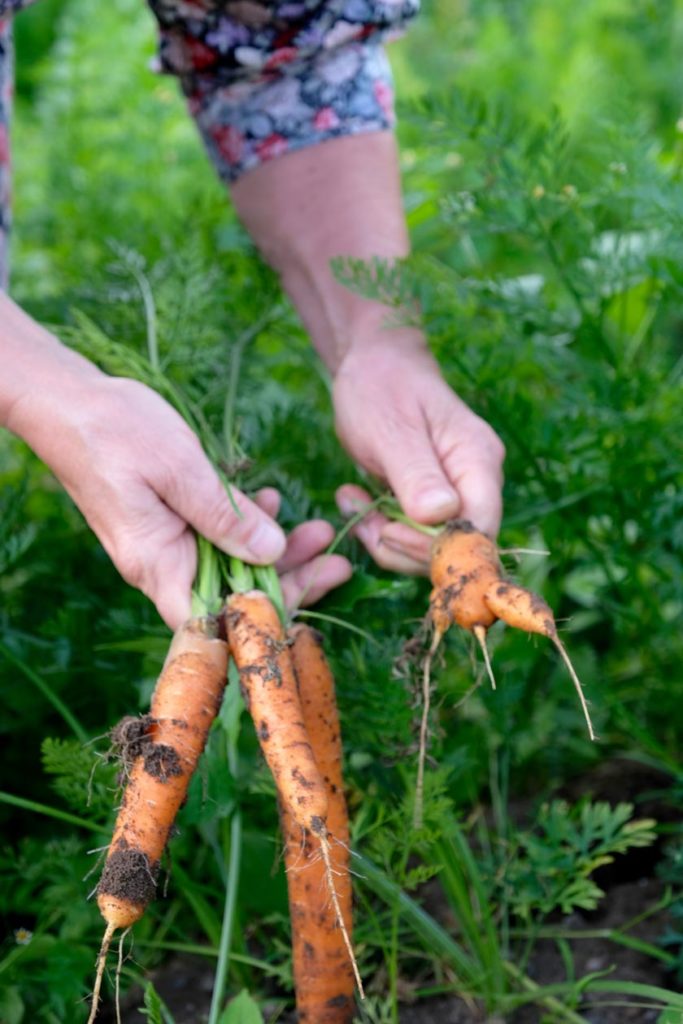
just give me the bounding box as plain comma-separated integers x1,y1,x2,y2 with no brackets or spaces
2,0,683,1020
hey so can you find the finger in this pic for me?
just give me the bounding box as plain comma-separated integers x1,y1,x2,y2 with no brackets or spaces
378,425,462,525
337,488,426,575
379,521,432,568
156,449,286,564
155,581,193,632
276,520,335,574
145,529,196,630
252,487,281,520
335,483,376,518
454,462,504,539
281,554,353,610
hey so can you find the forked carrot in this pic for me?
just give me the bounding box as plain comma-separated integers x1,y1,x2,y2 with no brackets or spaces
414,518,595,828
283,623,355,1023
87,617,228,1023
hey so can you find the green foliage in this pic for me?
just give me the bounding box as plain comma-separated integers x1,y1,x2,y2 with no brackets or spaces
141,982,175,1024
40,737,115,821
3,0,683,1019
219,989,265,1024
657,839,683,985
492,800,657,921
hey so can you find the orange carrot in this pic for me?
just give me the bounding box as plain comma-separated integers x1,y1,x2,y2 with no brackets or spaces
428,519,592,732
429,519,500,637
483,579,593,740
87,617,228,1023
225,590,329,835
225,594,362,1001
282,624,355,1024
414,518,595,828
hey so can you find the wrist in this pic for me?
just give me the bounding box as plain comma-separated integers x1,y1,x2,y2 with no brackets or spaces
1,296,105,445
333,321,435,379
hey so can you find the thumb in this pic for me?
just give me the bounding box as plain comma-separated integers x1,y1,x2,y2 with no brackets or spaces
156,454,286,564
381,430,461,524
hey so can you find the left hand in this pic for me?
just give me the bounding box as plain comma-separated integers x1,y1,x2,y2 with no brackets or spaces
254,488,352,609
332,336,505,573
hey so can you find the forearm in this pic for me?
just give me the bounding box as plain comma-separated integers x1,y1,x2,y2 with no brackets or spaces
230,131,425,374
0,293,103,440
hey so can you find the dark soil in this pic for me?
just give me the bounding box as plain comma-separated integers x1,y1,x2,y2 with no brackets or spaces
102,759,682,1024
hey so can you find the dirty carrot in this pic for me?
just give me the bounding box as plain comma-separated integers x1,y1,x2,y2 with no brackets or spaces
483,579,593,740
225,590,329,835
225,592,362,999
87,616,229,1023
414,518,595,828
282,623,355,1023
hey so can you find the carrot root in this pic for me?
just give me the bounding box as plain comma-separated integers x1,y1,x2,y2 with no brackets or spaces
414,629,442,831
551,633,597,742
319,834,364,1001
226,592,328,833
88,617,228,1022
419,519,597,825
472,624,496,690
484,580,596,741
86,920,117,1024
281,624,358,1021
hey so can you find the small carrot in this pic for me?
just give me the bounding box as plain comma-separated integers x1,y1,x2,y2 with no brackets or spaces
282,623,355,1023
429,519,500,637
414,518,594,828
87,617,228,1023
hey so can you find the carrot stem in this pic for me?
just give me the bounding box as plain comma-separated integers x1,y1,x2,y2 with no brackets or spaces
192,536,224,617
383,509,441,537
253,565,286,623
295,609,380,646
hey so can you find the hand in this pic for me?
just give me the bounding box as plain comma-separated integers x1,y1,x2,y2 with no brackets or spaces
9,375,350,627
253,488,352,612
332,338,505,573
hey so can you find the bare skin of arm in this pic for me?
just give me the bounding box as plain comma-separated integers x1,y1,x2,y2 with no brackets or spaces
231,131,505,569
0,293,351,625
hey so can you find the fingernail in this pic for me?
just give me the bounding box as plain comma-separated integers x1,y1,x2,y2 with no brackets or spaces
247,520,286,561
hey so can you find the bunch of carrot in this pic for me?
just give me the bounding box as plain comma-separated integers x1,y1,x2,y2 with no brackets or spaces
85,501,593,1021
86,583,358,1024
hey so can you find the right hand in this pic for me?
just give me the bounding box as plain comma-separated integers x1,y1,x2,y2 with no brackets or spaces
8,374,292,629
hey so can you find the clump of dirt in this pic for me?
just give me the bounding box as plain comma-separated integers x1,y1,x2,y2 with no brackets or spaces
110,715,154,773
143,743,183,782
97,839,159,909
109,714,184,782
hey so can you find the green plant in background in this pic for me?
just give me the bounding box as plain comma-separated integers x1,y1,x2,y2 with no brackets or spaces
3,0,683,1020
492,800,657,923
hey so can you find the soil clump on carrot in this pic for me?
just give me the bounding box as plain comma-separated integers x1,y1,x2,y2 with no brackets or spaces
97,841,159,909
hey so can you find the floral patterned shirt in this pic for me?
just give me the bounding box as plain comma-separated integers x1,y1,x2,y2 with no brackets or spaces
0,0,419,289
